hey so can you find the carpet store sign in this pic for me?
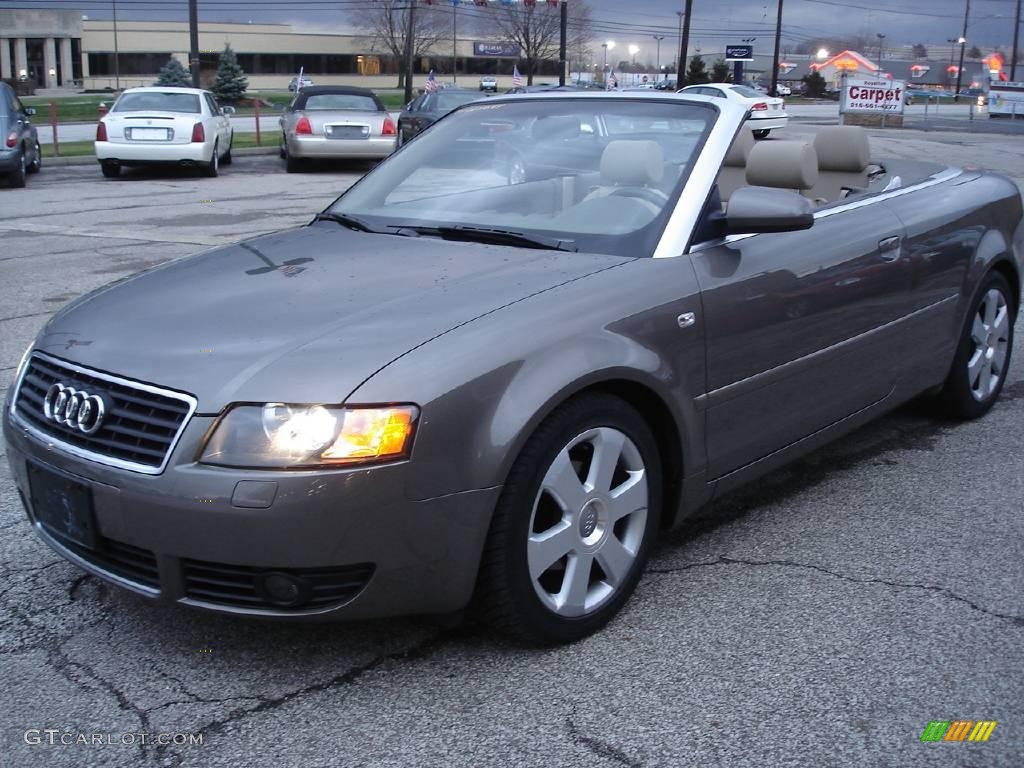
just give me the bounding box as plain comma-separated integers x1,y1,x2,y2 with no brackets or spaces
842,77,906,114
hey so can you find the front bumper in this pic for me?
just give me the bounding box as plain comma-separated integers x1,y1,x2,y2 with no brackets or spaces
4,407,500,620
287,135,396,160
95,140,213,165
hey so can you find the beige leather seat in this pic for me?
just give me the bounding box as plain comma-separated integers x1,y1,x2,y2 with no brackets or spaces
745,140,819,194
717,129,755,202
583,140,668,213
804,126,871,203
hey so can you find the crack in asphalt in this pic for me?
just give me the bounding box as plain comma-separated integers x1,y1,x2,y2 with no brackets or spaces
153,626,471,766
566,706,643,767
68,573,92,601
646,556,1024,626
0,310,53,324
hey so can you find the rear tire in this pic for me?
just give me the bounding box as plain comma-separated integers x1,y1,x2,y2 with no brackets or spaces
931,271,1015,420
27,141,41,173
203,141,220,177
9,151,27,187
475,393,662,645
285,153,303,173
279,133,287,159
222,133,233,165
753,129,771,139
100,162,120,178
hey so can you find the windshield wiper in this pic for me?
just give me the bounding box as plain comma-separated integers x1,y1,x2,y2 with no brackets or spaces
312,212,379,233
402,225,578,252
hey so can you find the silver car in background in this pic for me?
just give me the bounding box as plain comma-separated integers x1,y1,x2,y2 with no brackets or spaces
279,86,397,173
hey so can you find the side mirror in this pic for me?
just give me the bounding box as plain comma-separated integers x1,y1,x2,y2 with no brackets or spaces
724,186,814,235
25,107,36,116
221,106,236,115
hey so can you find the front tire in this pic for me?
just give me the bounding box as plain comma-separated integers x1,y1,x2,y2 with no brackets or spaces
475,393,662,645
933,271,1015,420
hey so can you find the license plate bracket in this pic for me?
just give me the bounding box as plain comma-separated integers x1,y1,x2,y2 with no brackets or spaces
27,461,99,549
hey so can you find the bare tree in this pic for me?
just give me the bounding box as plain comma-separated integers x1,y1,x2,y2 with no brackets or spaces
483,1,593,85
350,1,449,88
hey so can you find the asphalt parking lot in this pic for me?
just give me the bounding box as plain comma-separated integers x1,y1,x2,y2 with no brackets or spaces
1,128,1023,768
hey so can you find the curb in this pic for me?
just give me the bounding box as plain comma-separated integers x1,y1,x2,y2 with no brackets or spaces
42,146,281,167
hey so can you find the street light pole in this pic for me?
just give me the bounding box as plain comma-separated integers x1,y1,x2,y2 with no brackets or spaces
676,0,693,88
403,0,417,104
876,33,886,72
955,0,970,101
1011,0,1021,81
654,35,665,72
452,2,457,84
769,0,783,97
113,0,120,90
188,0,199,88
559,0,568,87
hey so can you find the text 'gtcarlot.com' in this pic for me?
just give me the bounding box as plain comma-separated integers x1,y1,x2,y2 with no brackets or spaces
24,729,203,747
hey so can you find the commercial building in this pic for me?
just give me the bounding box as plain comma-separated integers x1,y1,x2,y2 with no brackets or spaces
1,8,557,92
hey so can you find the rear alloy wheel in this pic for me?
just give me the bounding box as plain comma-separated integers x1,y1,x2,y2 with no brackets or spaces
100,162,121,178
476,394,662,645
204,141,220,177
753,129,771,139
27,141,41,173
933,271,1015,420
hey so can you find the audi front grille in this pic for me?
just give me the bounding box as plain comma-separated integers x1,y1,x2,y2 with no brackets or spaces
11,352,197,474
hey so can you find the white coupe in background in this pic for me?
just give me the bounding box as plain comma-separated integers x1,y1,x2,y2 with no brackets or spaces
678,82,788,138
95,87,235,178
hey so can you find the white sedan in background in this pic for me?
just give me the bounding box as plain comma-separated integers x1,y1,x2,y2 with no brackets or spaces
678,82,788,138
95,87,235,178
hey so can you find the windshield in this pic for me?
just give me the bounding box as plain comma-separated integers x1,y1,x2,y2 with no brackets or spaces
729,85,763,98
113,92,201,114
328,98,716,257
302,94,381,111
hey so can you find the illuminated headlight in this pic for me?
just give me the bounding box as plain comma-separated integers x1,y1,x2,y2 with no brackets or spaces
199,403,419,469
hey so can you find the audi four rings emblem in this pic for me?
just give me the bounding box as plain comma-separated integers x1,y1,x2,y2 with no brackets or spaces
43,383,107,435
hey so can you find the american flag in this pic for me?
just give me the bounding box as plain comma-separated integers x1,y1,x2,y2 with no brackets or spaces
607,71,618,90
424,70,439,93
512,65,523,87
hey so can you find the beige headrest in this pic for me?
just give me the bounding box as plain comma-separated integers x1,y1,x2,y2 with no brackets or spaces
813,126,870,172
723,129,755,167
600,140,664,186
746,141,819,190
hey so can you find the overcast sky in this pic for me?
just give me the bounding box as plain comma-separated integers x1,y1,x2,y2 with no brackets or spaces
4,0,1020,63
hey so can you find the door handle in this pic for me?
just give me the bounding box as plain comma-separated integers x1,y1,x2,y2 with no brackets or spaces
878,236,902,262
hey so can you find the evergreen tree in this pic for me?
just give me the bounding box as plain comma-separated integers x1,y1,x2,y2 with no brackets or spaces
711,58,731,82
802,71,827,98
967,45,982,59
685,54,710,85
155,57,192,87
211,44,249,103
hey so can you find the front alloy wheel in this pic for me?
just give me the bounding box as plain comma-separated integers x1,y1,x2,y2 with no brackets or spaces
933,271,1015,419
476,393,661,645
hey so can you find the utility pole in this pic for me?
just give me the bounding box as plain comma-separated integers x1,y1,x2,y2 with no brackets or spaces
559,0,568,87
1011,0,1021,81
403,0,417,104
113,0,120,90
188,0,199,88
769,0,783,97
452,1,457,84
955,0,970,101
676,0,693,87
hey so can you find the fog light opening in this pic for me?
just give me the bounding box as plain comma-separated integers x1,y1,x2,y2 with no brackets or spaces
256,571,311,608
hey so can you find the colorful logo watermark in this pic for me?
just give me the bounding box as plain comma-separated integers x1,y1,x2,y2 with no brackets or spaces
921,721,997,742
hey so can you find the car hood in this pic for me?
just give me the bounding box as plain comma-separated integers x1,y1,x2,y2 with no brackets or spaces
36,223,625,413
